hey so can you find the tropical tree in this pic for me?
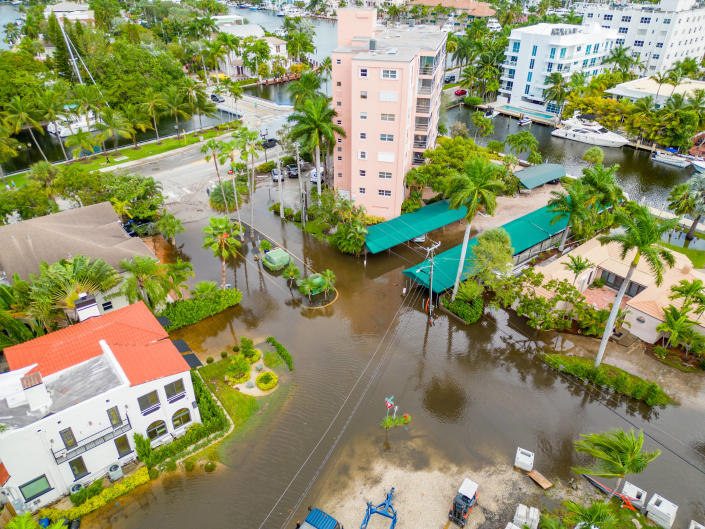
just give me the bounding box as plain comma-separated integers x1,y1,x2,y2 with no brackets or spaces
650,72,670,99
445,156,504,300
4,96,48,162
287,72,325,108
506,130,538,158
234,126,262,231
547,180,590,251
141,89,167,143
563,254,593,285
581,163,623,210
605,45,634,76
471,111,493,140
593,205,678,366
0,121,20,183
35,87,70,160
667,173,705,240
582,146,604,166
116,256,190,312
287,96,345,197
669,279,705,310
564,501,614,529
96,107,131,151
202,138,229,215
656,305,695,347
332,221,368,254
202,216,242,288
321,269,336,298
163,86,191,140
154,209,184,245
574,429,661,503
65,130,100,160
544,72,569,116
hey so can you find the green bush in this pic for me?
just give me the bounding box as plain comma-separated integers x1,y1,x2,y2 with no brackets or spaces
653,345,669,359
209,180,248,212
185,460,195,472
226,354,251,383
456,280,483,303
442,295,484,325
281,155,295,166
401,196,422,214
159,288,243,331
206,357,214,364
256,161,276,173
221,351,228,359
166,460,177,472
591,277,606,288
232,345,240,352
266,336,293,370
463,95,483,107
148,467,159,480
256,371,278,390
486,140,505,153
269,202,281,215
283,263,300,280
70,479,103,506
293,210,302,222
204,462,216,472
284,207,294,219
259,239,272,252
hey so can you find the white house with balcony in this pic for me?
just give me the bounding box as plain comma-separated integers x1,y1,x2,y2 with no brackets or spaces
574,0,705,74
0,302,199,514
498,23,618,115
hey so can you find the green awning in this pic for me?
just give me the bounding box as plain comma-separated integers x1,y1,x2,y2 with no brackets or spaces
516,164,566,189
403,204,568,293
365,200,467,254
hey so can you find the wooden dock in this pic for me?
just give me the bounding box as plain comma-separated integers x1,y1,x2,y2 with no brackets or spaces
527,470,553,490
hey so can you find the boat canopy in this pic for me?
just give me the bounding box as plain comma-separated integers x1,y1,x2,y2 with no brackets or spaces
515,163,566,189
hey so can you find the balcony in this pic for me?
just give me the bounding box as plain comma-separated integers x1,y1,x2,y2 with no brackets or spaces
412,154,425,166
504,60,518,68
415,103,431,114
414,119,431,133
417,84,433,95
52,415,132,465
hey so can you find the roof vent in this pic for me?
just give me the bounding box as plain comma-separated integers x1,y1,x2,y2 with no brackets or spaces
369,39,376,50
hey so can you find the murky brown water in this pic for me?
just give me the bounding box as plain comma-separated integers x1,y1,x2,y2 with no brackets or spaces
93,182,705,529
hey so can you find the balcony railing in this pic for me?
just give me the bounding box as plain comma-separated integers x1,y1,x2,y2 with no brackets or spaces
413,140,428,149
412,156,425,166
52,415,132,465
415,105,431,114
419,65,435,76
414,121,431,132
504,61,518,67
417,85,432,95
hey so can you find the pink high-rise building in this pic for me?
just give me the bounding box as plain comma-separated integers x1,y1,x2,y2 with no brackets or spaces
332,9,447,219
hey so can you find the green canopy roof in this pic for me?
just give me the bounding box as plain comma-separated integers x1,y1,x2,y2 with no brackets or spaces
403,204,568,293
516,164,566,189
365,200,467,254
262,247,291,271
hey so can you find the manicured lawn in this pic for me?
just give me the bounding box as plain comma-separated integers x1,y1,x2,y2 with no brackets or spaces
199,359,259,430
5,172,27,188
662,241,705,268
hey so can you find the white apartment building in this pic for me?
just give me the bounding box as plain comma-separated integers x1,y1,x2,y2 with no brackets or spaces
332,8,447,219
499,23,618,114
574,0,705,73
0,302,199,513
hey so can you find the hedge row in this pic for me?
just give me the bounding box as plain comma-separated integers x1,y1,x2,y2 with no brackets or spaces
442,296,484,325
543,354,672,407
40,468,150,521
159,289,243,331
265,336,293,370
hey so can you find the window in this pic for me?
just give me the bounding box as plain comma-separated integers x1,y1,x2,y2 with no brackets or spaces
557,63,563,71
619,27,628,34
524,84,530,95
337,120,342,125
593,69,599,76
336,58,341,64
360,112,367,119
69,457,88,480
512,41,520,52
604,14,613,21
583,59,589,67
164,379,185,401
529,58,535,69
656,42,663,47
550,47,556,59
337,173,342,178
621,15,631,22
172,408,191,429
20,476,52,501
577,45,582,52
101,301,113,311
378,189,391,196
527,72,533,82
359,187,366,194
616,38,625,45
634,40,644,47
337,156,342,161
138,390,160,415
380,133,394,142
379,172,392,179
337,147,342,152
560,47,566,58
115,435,131,458
147,420,168,440
547,62,553,72
360,91,367,99
360,132,367,139
586,44,592,54
359,68,368,78
653,53,660,59
587,12,593,18
590,57,597,65
359,170,366,177
336,138,342,143
60,428,77,449
336,101,341,106
381,113,395,121
531,45,537,56
640,17,651,23
379,91,398,102
382,69,397,79
107,406,121,427
358,151,367,160
594,43,599,53
664,18,671,24
336,81,341,86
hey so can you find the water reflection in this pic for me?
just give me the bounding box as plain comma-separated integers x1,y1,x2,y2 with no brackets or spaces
422,375,467,422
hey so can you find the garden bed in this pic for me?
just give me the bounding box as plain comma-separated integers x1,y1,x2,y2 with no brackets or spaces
199,358,259,429
158,288,243,331
542,354,673,407
647,343,704,373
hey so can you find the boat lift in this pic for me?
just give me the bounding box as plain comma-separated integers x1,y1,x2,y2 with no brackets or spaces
360,488,398,529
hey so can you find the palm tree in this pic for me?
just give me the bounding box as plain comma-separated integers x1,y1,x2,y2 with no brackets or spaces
234,126,262,232
35,88,69,160
445,157,505,300
669,279,705,309
581,163,623,210
568,71,587,97
65,129,99,160
666,66,685,96
218,139,243,231
574,429,661,503
117,256,177,312
72,84,103,130
0,121,20,183
593,205,678,366
96,107,131,151
4,96,48,162
318,57,333,94
202,138,229,215
154,209,184,245
321,269,336,299
166,258,194,300
544,72,568,116
547,180,590,252
564,501,614,528
216,32,242,77
287,96,345,197
656,305,694,347
506,130,538,158
667,173,705,240
287,72,324,108
122,103,152,148
605,45,633,76
141,89,167,143
563,255,593,286
163,86,191,140
202,216,242,288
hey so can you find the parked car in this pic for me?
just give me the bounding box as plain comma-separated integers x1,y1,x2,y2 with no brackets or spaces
262,138,278,149
454,89,467,96
271,168,283,182
210,93,225,103
445,74,456,83
286,164,299,178
310,168,324,184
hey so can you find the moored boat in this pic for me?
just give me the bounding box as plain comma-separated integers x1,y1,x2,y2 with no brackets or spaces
551,116,629,148
692,159,705,173
652,151,691,168
518,116,532,126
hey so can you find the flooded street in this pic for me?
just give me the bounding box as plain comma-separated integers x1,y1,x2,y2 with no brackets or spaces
91,179,705,529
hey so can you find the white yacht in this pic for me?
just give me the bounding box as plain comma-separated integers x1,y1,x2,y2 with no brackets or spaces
691,159,705,173
652,152,691,168
47,111,99,138
551,117,628,148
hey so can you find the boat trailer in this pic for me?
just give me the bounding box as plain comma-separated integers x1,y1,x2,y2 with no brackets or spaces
360,488,397,529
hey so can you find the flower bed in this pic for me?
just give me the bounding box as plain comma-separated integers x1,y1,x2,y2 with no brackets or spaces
256,372,278,391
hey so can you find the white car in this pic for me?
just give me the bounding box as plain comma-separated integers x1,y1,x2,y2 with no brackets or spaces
271,168,283,182
310,168,325,184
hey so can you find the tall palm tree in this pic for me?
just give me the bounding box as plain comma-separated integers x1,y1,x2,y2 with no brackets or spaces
96,107,131,151
122,103,152,148
563,254,593,286
593,205,678,366
234,127,262,233
116,256,179,312
71,84,103,130
35,88,69,160
666,66,685,96
202,138,229,215
656,305,694,347
141,89,167,143
574,429,661,503
581,163,623,210
669,278,705,309
605,45,633,76
445,156,504,300
4,96,48,162
163,86,191,140
0,120,20,183
287,72,324,108
202,216,242,288
547,180,590,252
506,130,538,158
650,72,670,100
667,173,705,240
154,209,184,245
65,129,99,160
287,96,346,197
216,32,242,77
544,72,568,116
218,139,243,231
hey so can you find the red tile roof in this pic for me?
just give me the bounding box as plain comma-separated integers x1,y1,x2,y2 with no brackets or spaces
0,463,9,486
5,302,189,386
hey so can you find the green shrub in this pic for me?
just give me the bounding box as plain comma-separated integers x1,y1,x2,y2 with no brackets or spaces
653,345,669,359
283,263,300,280
293,210,302,222
166,460,177,472
486,140,505,153
148,467,159,480
442,295,483,325
256,161,276,173
281,155,295,166
456,280,483,303
256,371,278,390
221,351,228,359
463,95,483,107
226,355,251,383
159,288,243,331
401,196,422,214
284,207,294,219
204,462,216,472
243,348,261,364
232,345,240,352
591,277,606,288
206,357,214,364
185,460,195,472
259,239,272,252
269,202,281,215
209,180,248,212
266,336,293,370
70,479,104,506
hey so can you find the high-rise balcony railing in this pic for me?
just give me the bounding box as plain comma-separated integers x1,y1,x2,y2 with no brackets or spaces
417,85,433,95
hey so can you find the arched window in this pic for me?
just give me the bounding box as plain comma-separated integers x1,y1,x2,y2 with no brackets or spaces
172,408,191,429
146,420,167,440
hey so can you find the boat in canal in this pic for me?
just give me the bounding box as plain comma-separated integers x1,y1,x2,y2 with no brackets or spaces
484,108,499,119
691,159,705,173
652,151,691,168
47,111,100,137
551,117,628,148
518,116,532,126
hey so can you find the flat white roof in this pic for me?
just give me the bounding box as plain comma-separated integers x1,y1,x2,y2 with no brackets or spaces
607,77,705,100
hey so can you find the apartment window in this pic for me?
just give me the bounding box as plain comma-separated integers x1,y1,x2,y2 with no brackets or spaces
640,17,651,23
593,69,599,76
359,68,368,78
336,58,341,64
360,132,367,139
337,147,342,152
587,12,593,18
107,406,121,427
621,15,631,22
524,84,530,95
359,169,366,177
594,43,599,53
358,151,367,160
114,435,131,458
577,45,582,52
619,27,628,34
583,59,589,67
656,42,663,48
172,408,191,429
557,64,563,71
634,40,644,47
69,457,89,480
378,189,391,196
60,428,77,449
590,57,597,65
529,58,535,69
146,420,168,440
336,81,341,86
360,91,367,99
531,45,537,56
527,72,533,82
359,187,366,194
337,172,342,178
337,120,342,125
360,112,367,119
379,171,392,179
20,476,52,501
101,301,113,311
604,14,613,21
138,390,160,415
380,133,394,142
382,69,397,79
560,47,566,58
337,156,342,161
165,379,185,402
550,47,556,59
586,44,592,54
512,41,520,52
336,101,341,107
381,113,395,121
547,62,553,72
653,53,660,59
616,38,625,46
664,18,671,24
337,138,342,143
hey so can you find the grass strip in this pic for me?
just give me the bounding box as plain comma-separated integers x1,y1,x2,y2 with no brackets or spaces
661,241,705,268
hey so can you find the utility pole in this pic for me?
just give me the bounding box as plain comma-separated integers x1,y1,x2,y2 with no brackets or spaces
296,144,306,228
277,153,284,218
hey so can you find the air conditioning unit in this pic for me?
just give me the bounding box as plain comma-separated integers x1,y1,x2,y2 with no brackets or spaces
70,483,83,494
108,463,123,482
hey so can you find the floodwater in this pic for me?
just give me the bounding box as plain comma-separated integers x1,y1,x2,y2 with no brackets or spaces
0,3,20,51
91,179,705,529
